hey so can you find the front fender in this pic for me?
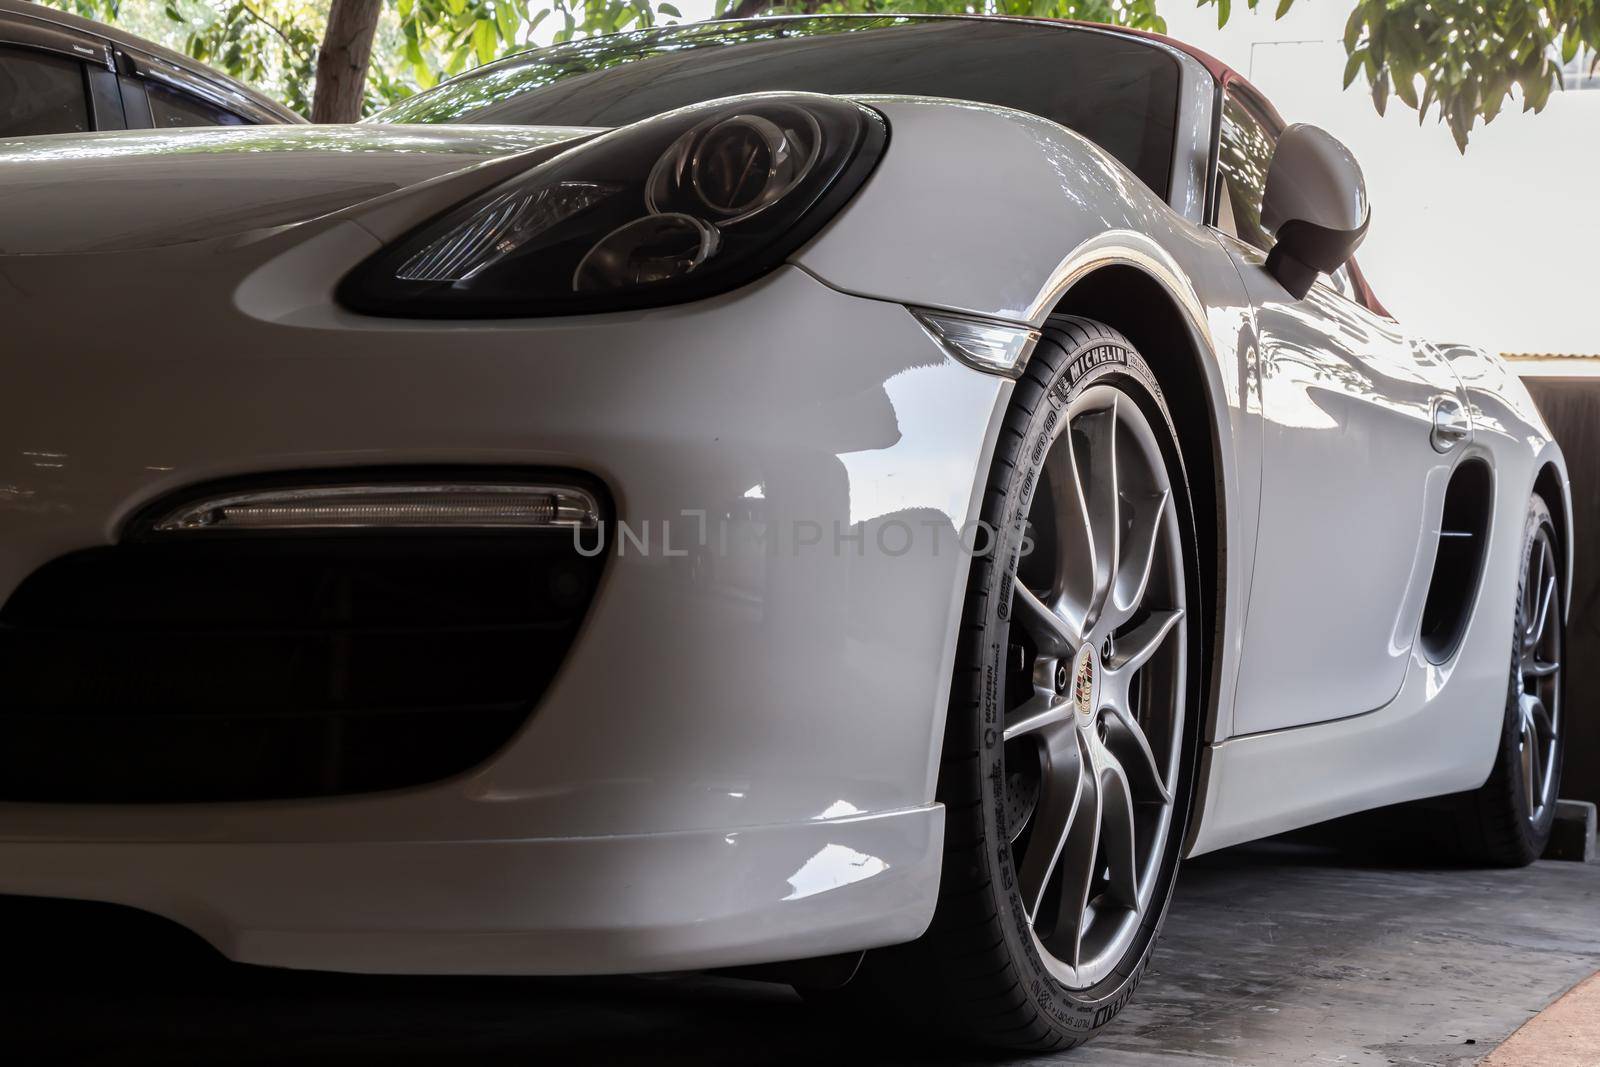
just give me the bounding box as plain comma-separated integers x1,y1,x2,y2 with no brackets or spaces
797,97,1262,761
796,96,1223,329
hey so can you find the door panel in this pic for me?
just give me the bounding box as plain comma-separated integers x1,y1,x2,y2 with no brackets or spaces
1232,246,1463,734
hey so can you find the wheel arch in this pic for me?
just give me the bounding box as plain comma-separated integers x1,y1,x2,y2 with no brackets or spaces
1036,253,1232,850
1532,456,1572,621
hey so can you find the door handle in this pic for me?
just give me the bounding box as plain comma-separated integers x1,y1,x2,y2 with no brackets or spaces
1431,396,1471,452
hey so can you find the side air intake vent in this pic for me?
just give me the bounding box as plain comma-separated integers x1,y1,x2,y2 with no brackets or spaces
1418,458,1493,663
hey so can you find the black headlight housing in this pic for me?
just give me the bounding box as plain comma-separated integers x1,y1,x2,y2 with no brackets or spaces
338,94,887,319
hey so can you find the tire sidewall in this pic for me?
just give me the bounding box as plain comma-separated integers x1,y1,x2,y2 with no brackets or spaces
1504,495,1563,848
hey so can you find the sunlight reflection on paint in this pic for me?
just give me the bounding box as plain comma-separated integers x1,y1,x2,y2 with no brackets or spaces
815,800,863,820
783,843,888,902
836,361,991,528
0,124,588,164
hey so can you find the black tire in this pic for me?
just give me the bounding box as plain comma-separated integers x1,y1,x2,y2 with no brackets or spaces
816,317,1205,1051
1447,492,1565,866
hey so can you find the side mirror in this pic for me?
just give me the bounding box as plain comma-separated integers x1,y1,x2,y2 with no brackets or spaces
1261,124,1369,299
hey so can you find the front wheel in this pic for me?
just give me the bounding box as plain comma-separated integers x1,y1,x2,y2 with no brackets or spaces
830,318,1203,1051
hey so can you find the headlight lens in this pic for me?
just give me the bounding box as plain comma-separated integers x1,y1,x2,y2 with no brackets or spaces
339,94,886,318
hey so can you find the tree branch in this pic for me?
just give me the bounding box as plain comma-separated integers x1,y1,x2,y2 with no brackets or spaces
236,0,312,60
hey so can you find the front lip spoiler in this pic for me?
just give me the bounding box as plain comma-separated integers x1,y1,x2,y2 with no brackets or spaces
0,804,945,975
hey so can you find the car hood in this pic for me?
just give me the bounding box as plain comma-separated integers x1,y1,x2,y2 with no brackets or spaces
0,124,597,255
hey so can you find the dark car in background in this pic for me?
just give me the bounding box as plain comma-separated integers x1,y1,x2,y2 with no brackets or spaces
0,0,300,136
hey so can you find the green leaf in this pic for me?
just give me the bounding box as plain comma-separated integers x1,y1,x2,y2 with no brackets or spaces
1482,86,1505,124
494,2,517,44
660,2,681,15
1216,0,1231,29
1417,82,1434,125
1343,7,1363,51
1273,0,1292,20
472,18,496,65
1394,70,1418,109
1528,75,1555,112
1448,101,1470,152
1342,50,1364,89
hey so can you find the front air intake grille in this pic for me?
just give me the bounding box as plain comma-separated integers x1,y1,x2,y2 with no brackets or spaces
0,527,604,803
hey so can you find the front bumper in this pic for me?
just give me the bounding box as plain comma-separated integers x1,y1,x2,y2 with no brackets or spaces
0,238,1008,972
3,807,943,974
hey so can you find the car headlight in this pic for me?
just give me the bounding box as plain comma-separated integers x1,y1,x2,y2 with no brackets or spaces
339,94,887,318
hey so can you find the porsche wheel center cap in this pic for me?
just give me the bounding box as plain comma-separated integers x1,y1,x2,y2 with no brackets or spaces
1071,646,1099,723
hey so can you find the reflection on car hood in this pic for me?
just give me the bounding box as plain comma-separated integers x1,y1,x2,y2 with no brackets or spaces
0,124,597,254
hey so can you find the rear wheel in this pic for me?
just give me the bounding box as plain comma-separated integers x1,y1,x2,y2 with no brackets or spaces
1450,493,1564,866
826,317,1203,1051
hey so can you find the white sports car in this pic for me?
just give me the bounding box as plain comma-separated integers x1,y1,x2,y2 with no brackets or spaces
0,14,1571,1051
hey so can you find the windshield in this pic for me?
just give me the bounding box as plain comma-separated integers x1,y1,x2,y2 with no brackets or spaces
372,17,1181,194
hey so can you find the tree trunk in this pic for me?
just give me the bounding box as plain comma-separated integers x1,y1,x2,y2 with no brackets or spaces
312,0,384,123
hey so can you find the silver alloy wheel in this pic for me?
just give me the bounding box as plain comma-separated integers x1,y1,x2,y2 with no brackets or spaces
1519,525,1561,823
1004,384,1186,990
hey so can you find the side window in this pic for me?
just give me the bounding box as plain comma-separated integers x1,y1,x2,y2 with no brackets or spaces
146,82,246,128
1215,91,1277,252
0,45,89,137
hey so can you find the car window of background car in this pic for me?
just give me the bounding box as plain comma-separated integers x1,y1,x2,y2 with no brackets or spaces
373,19,1182,196
146,82,246,128
0,44,88,136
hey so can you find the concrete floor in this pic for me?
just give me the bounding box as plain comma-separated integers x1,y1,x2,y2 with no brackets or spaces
9,833,1599,1066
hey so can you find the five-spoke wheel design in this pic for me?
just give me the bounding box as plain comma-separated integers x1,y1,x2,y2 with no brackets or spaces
1003,384,1186,989
1519,524,1561,824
